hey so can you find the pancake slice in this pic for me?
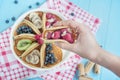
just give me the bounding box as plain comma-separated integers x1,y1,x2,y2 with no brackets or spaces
42,12,46,31
22,48,41,68
40,43,46,67
14,34,35,41
43,44,62,68
22,19,41,34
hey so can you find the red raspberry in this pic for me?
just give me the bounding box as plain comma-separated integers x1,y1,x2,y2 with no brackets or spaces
51,31,61,39
35,34,41,40
60,28,68,33
62,33,74,43
46,13,54,19
46,21,51,27
47,32,52,39
38,38,43,45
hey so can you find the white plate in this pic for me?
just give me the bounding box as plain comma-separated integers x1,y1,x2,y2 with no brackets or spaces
10,9,74,71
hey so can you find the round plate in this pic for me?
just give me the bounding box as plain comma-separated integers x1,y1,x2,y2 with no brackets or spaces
10,9,74,71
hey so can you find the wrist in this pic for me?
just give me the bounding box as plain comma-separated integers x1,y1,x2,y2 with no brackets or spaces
88,46,103,62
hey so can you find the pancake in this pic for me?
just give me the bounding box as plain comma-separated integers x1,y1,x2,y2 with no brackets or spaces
43,44,62,68
13,11,77,69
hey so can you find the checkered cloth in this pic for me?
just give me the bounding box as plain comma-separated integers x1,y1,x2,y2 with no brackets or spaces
0,0,100,80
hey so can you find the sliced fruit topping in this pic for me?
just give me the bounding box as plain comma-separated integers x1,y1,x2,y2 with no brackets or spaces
29,12,42,29
35,34,43,45
17,39,32,51
16,25,33,34
45,28,75,43
46,13,55,19
62,33,74,43
26,50,40,64
44,44,56,65
46,13,57,28
51,30,61,39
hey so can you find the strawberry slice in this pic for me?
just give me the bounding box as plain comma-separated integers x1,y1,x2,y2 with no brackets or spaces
51,31,61,39
62,33,74,43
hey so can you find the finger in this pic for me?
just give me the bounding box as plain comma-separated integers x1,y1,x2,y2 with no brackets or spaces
54,20,85,33
54,20,76,28
55,42,73,50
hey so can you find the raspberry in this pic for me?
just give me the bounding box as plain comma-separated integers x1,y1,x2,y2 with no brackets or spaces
47,32,52,39
51,31,61,39
38,39,43,45
46,21,51,28
60,28,68,33
46,13,54,19
62,33,74,43
35,34,42,40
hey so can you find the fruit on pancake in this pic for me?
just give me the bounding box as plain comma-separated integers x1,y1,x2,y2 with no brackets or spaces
44,44,56,65
16,25,33,34
34,34,44,45
29,12,42,29
62,33,74,43
51,30,61,39
17,39,32,51
46,28,74,43
46,13,57,28
26,50,40,64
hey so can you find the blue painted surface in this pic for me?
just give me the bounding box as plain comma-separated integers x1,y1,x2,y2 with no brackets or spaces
0,0,120,80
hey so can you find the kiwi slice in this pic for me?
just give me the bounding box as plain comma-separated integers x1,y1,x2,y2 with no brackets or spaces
17,39,32,51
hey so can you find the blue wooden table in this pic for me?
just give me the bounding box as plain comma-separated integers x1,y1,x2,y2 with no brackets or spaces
0,0,120,80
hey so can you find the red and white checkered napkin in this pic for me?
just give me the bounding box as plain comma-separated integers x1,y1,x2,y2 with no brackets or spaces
0,0,100,80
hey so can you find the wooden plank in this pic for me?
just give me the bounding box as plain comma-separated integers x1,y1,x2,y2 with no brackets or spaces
88,0,114,80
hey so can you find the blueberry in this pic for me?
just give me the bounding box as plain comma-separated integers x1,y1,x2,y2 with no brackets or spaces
48,53,52,57
45,56,49,60
11,17,16,21
46,46,52,51
28,5,32,9
47,43,52,47
36,2,40,6
14,0,18,4
5,20,9,24
50,60,54,64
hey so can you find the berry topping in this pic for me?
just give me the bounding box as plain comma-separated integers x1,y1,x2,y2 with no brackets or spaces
38,39,43,45
35,34,43,45
62,33,74,43
51,31,61,39
46,13,54,19
47,32,52,39
17,26,33,34
44,44,56,65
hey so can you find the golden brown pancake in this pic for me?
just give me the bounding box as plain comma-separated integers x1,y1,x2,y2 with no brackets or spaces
13,11,64,68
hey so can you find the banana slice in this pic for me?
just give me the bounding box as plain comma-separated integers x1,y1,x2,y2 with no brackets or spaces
14,34,35,41
22,19,41,34
26,50,40,64
29,12,42,29
20,42,39,57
